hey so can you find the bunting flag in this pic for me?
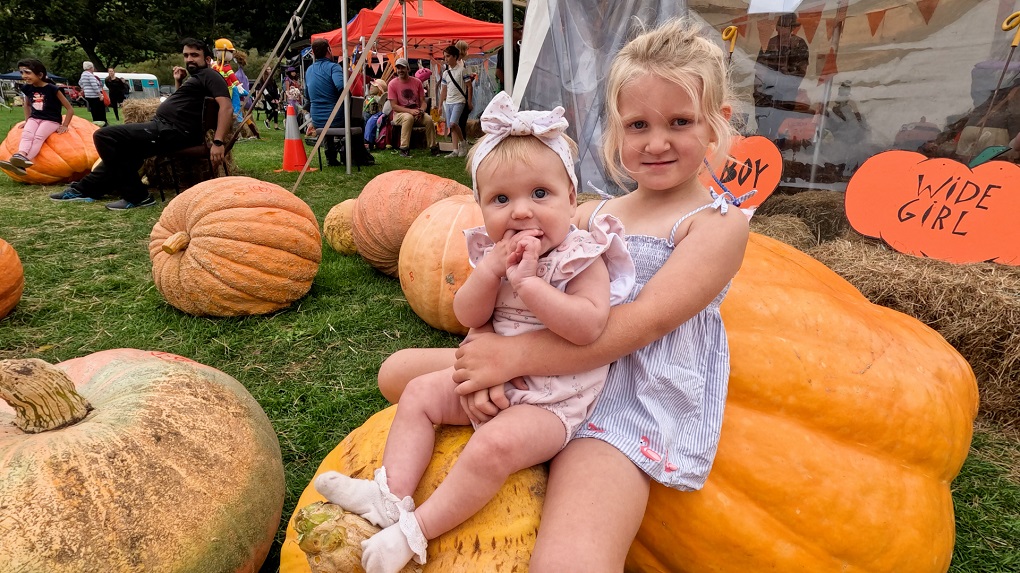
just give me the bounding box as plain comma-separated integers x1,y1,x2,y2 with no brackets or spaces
756,17,775,52
917,0,940,24
732,15,749,38
825,16,837,41
372,52,382,74
867,9,888,36
818,47,839,85
799,6,824,43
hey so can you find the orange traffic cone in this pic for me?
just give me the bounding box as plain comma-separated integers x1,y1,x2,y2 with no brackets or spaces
275,104,315,172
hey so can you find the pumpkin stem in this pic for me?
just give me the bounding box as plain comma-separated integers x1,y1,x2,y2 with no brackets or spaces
162,231,191,255
0,359,92,433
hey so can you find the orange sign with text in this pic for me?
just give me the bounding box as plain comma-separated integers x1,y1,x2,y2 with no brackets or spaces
699,135,782,208
845,150,1020,265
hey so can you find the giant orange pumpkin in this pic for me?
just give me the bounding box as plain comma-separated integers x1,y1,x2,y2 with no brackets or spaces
149,176,322,316
281,233,977,573
0,348,285,573
352,170,471,276
0,116,100,185
398,195,484,336
0,238,24,319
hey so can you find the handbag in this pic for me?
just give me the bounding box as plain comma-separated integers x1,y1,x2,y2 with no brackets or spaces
101,89,110,106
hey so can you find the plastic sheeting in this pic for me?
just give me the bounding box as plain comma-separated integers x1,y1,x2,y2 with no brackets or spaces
519,0,1020,194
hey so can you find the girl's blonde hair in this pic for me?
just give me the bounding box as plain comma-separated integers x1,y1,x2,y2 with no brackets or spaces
466,134,579,194
456,40,470,61
601,17,735,188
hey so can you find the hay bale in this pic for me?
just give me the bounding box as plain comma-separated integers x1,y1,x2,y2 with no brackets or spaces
807,239,1020,429
756,190,849,243
122,100,237,190
121,100,161,124
750,214,816,251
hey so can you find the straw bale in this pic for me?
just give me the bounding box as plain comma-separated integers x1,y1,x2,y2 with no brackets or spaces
807,239,1020,429
756,190,849,242
749,214,817,251
122,100,237,189
121,100,160,124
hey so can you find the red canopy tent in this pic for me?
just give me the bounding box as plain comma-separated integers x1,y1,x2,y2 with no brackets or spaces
312,0,504,59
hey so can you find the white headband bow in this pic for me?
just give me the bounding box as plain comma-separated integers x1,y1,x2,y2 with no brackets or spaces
469,91,578,200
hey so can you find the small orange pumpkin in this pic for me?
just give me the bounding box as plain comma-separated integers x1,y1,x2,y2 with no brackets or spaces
0,238,24,319
352,170,471,276
323,199,358,255
398,195,484,335
0,116,100,185
149,176,322,316
0,349,285,573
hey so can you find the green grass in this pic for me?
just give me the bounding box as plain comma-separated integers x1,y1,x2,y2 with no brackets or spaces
1,106,1018,571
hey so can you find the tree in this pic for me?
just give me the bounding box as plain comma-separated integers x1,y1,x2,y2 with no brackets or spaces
0,0,36,71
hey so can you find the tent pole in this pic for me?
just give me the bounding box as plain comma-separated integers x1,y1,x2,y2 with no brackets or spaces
808,0,848,190
504,0,514,95
293,0,400,192
341,0,353,174
402,0,409,58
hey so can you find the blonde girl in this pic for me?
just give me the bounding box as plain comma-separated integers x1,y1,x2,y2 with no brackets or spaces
378,17,749,571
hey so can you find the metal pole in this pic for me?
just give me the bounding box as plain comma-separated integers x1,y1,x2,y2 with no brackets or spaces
402,0,408,59
504,0,514,95
808,0,848,190
341,0,352,174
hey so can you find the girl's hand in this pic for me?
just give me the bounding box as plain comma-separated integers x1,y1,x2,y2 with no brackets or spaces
454,330,519,394
56,125,68,134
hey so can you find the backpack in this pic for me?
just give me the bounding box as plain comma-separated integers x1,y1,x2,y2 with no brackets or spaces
375,113,393,149
365,112,384,148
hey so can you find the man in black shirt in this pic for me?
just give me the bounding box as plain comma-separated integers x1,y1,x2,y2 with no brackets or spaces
52,38,232,210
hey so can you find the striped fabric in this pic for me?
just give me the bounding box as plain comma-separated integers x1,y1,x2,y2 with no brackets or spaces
572,200,732,491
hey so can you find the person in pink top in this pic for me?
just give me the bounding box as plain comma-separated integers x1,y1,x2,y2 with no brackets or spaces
387,58,439,157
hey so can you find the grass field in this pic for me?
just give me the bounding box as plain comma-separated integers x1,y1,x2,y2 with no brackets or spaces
0,106,1018,571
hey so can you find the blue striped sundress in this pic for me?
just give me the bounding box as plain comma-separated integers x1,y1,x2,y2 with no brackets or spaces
571,198,732,491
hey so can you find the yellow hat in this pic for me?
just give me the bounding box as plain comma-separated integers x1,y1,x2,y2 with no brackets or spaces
215,38,235,51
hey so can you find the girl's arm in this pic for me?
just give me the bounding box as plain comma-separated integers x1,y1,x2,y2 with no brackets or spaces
453,212,749,394
22,97,30,123
508,235,610,345
56,91,74,132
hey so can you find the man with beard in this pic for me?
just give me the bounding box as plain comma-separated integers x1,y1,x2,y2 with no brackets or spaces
51,38,232,210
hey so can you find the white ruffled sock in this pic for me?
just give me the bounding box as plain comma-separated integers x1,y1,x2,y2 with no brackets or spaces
313,467,414,528
361,509,427,573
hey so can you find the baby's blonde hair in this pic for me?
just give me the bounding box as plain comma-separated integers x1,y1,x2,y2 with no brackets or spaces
601,17,735,188
466,134,579,196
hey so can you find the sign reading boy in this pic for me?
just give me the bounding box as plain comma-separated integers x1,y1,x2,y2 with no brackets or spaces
845,150,1020,265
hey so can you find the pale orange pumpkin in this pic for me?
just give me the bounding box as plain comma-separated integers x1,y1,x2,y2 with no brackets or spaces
282,233,978,573
0,238,24,319
280,407,544,573
398,195,484,336
323,198,358,255
352,170,471,277
149,176,322,317
0,348,285,573
0,116,100,185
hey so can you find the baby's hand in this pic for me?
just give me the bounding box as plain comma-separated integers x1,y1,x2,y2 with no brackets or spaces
477,229,516,279
506,234,541,288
